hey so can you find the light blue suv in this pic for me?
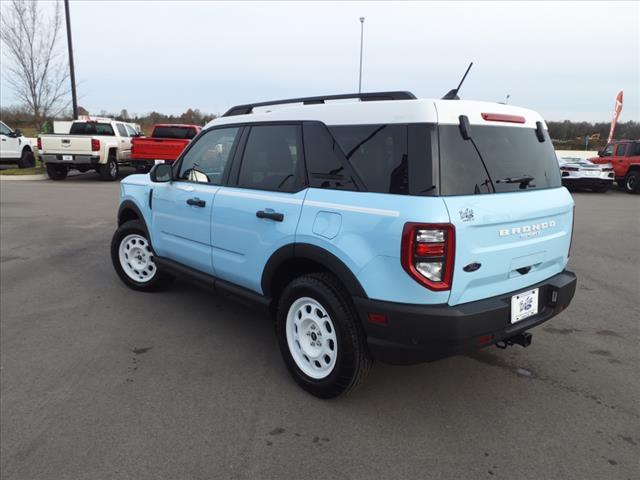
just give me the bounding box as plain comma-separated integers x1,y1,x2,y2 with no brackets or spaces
111,92,577,398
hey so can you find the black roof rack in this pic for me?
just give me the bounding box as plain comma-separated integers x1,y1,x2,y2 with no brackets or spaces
222,91,417,117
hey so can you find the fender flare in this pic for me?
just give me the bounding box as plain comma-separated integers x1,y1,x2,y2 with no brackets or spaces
261,243,367,298
117,200,149,235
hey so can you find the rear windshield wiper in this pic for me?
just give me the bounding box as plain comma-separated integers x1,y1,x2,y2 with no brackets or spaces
496,175,535,189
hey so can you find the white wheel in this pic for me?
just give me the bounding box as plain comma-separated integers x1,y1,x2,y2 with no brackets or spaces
118,234,157,283
286,296,338,379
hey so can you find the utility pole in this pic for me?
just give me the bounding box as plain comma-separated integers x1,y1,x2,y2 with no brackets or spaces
64,0,78,119
358,17,365,93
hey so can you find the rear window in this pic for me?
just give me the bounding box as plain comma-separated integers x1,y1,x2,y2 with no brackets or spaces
629,142,640,156
438,125,561,195
152,126,197,139
69,122,114,136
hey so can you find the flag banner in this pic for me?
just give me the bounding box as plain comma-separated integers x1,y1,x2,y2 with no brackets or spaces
607,91,624,144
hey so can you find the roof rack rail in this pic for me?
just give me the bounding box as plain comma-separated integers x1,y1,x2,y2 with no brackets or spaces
222,91,417,117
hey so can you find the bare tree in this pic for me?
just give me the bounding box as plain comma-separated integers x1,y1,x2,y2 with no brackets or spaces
1,0,69,130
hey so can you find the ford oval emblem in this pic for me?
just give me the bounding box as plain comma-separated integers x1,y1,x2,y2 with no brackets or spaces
463,262,482,272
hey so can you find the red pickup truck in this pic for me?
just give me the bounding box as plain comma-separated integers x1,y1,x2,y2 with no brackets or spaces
131,124,201,172
590,139,640,193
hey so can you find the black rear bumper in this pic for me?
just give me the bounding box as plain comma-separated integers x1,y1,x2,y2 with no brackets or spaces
354,270,577,365
562,178,613,188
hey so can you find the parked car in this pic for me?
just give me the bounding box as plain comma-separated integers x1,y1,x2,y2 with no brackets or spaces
0,121,36,168
589,139,640,193
110,91,577,398
557,156,614,192
38,117,140,181
131,124,201,173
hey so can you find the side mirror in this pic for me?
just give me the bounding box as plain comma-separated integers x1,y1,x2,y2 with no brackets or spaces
150,163,173,182
12,128,22,137
597,150,604,157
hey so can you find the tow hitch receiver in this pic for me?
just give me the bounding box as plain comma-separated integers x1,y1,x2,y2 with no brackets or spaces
496,332,532,349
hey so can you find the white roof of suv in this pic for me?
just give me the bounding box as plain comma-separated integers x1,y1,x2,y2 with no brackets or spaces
208,92,545,130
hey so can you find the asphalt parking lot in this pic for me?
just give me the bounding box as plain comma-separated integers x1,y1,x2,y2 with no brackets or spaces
1,173,638,480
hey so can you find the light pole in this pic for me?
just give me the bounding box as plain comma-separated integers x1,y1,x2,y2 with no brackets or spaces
358,17,365,93
64,0,78,119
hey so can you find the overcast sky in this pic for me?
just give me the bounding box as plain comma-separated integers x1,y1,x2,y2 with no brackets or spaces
1,0,638,122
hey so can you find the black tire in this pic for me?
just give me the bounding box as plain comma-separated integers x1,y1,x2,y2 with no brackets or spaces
135,163,152,174
110,219,174,292
275,272,372,398
99,153,119,181
623,170,639,194
46,163,68,180
17,149,36,168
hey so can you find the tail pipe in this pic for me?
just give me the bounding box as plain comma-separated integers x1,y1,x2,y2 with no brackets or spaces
496,332,532,349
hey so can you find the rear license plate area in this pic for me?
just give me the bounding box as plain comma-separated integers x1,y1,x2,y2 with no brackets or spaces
510,288,539,323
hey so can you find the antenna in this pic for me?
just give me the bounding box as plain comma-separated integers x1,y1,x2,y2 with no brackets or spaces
442,62,474,100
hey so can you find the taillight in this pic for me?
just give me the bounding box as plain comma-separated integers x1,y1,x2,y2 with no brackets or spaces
560,166,579,172
401,223,455,291
91,138,100,151
37,137,42,150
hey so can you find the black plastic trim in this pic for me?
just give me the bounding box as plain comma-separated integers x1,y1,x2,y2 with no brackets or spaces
154,256,271,310
222,91,417,117
117,200,148,234
354,270,577,365
261,243,367,298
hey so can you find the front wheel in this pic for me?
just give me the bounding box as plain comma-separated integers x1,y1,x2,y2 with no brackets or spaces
46,163,68,180
624,171,639,193
276,273,372,398
110,220,174,292
99,154,119,181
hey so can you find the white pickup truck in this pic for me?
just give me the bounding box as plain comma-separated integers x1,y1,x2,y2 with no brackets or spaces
0,121,36,168
38,118,141,180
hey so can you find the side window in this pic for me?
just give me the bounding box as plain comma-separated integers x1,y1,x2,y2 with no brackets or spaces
616,144,627,156
0,123,10,135
178,127,240,184
602,144,614,156
116,123,128,137
303,122,357,190
237,124,301,192
125,125,137,137
329,124,409,194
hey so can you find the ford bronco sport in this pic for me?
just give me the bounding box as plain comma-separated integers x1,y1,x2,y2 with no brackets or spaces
111,91,577,398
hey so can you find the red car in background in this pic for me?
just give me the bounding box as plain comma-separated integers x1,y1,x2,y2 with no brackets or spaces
590,139,640,193
131,124,201,172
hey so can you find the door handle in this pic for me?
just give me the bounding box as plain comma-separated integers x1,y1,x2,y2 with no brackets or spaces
186,197,206,207
256,210,284,222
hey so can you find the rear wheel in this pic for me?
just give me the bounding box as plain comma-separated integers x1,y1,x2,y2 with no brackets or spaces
110,220,174,292
99,153,118,181
624,170,639,193
46,163,68,180
276,272,372,398
18,149,35,168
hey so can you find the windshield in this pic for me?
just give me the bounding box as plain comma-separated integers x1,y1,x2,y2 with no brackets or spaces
438,124,561,195
152,126,197,139
69,122,115,136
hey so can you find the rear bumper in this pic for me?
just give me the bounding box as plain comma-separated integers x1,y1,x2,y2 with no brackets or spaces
562,177,613,188
354,270,577,365
41,153,100,165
